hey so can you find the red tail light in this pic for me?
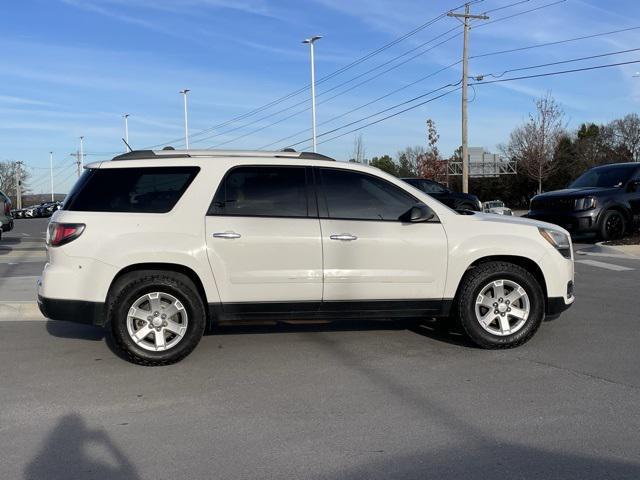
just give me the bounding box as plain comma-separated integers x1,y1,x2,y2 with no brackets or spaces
4,204,9,215
48,222,85,247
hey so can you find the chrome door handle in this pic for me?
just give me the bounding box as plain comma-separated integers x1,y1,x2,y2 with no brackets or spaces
330,234,357,241
212,232,241,239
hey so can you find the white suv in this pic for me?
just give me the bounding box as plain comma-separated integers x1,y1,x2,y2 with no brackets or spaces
38,149,575,365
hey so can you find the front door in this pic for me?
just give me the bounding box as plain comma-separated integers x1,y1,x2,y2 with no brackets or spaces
317,167,448,308
205,165,322,311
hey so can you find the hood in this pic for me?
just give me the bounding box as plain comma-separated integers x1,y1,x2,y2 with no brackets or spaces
472,212,568,234
533,186,617,199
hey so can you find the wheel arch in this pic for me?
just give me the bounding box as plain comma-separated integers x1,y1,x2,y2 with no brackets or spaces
453,255,548,303
599,203,632,224
107,263,210,324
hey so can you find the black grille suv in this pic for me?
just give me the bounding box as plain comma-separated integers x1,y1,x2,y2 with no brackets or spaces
530,197,576,212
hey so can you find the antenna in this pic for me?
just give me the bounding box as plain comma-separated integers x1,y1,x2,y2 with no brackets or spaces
122,137,133,153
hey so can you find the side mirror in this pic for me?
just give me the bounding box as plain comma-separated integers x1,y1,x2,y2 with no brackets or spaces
627,179,640,192
399,203,437,223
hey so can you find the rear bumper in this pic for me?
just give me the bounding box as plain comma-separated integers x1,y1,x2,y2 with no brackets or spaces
38,295,106,326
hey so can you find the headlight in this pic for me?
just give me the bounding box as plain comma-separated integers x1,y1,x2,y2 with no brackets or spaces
574,196,596,211
539,227,572,259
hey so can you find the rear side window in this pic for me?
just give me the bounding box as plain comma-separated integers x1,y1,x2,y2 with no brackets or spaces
209,166,309,218
64,167,199,213
320,168,416,221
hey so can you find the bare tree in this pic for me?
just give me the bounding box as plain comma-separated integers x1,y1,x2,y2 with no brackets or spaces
0,161,30,204
350,133,366,164
611,113,640,162
501,93,565,194
396,146,425,177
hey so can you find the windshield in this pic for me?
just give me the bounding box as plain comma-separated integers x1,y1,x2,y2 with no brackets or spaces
569,164,637,188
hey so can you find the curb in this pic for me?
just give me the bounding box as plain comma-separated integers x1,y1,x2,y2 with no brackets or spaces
0,302,46,321
594,241,640,258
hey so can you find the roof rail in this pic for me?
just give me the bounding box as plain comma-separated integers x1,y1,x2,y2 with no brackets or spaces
111,149,335,161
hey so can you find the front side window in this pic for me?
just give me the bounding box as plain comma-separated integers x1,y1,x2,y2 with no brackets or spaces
209,166,308,217
64,167,199,213
320,168,416,221
411,179,447,194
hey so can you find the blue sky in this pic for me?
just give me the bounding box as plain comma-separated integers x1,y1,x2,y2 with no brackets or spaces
1,0,639,194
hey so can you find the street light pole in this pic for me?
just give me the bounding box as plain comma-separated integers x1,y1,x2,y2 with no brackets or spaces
123,114,130,152
302,36,322,152
49,151,54,202
180,89,190,149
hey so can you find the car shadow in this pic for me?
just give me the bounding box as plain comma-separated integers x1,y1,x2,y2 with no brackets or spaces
24,413,141,480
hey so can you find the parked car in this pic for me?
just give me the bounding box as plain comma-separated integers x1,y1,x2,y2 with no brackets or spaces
39,149,575,365
0,190,14,235
528,162,640,240
483,200,513,216
36,201,62,217
401,178,482,211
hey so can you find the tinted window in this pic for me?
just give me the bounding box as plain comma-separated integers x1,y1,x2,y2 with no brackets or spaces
320,169,415,221
64,167,199,213
412,179,447,194
569,164,637,188
209,166,308,217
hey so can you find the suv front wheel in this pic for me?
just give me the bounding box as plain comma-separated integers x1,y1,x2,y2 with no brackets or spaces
455,261,544,349
108,271,206,366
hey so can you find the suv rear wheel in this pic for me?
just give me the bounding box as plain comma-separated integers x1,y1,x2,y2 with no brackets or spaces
455,261,544,349
108,271,206,366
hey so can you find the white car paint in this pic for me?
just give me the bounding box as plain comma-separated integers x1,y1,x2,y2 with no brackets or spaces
39,150,574,314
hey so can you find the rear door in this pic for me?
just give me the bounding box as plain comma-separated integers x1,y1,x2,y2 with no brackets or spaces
317,167,448,306
205,165,322,311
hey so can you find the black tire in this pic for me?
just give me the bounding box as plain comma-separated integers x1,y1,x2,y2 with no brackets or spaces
455,261,544,349
107,270,206,366
599,210,626,241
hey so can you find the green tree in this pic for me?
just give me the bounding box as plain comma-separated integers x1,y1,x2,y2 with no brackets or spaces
369,155,398,176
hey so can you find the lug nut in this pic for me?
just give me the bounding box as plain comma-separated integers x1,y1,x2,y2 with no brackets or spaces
154,311,159,317
147,316,152,321
501,313,505,317
505,300,510,305
163,321,167,327
161,314,167,319
498,298,503,302
507,308,511,312
493,302,498,307
494,310,499,314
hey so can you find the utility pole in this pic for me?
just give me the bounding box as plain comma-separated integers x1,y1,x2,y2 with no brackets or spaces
123,114,131,152
79,136,84,170
49,151,54,202
303,36,322,152
71,152,82,178
15,161,23,209
180,89,190,149
448,3,488,193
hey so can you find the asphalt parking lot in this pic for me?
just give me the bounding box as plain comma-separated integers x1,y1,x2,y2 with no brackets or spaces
1,218,639,479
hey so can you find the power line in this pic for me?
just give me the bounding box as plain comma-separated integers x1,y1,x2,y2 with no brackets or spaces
204,0,571,149
474,47,640,79
297,58,640,150
472,25,640,59
145,1,480,149
260,30,637,151
205,29,463,149
476,0,566,28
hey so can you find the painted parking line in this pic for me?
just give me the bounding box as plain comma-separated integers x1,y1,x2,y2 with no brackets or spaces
575,251,640,260
575,259,634,271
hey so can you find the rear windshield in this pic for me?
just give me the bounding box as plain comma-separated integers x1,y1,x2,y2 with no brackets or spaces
63,166,199,213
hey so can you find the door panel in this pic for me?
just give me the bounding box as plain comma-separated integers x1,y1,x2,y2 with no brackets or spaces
206,216,322,304
320,219,448,300
205,165,322,308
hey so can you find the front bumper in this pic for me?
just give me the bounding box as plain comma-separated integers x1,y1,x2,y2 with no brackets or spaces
37,295,106,326
527,209,599,235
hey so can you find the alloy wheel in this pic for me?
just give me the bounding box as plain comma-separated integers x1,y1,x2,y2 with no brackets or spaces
126,292,189,352
474,279,530,336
